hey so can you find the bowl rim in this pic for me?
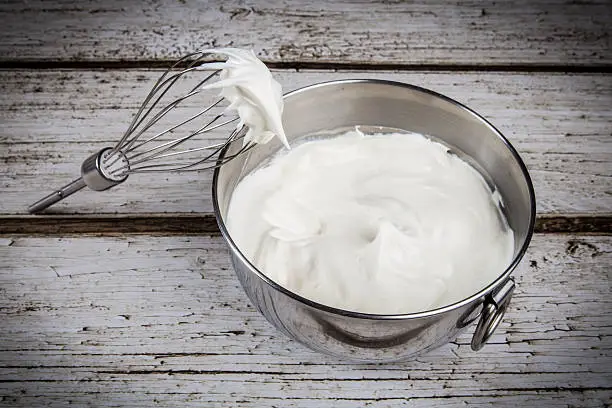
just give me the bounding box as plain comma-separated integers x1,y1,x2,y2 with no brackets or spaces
212,78,537,320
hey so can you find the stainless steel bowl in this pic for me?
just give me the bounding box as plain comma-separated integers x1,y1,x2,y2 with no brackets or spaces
212,79,536,362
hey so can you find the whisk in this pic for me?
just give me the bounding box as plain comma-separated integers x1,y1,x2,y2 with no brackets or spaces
28,51,257,214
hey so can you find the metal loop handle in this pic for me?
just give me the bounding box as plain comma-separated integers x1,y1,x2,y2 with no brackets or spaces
471,278,515,351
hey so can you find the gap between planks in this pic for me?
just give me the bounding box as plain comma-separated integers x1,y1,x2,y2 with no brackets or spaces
1,60,612,73
0,214,610,236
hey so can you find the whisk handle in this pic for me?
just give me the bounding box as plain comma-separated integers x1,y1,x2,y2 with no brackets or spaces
28,177,87,214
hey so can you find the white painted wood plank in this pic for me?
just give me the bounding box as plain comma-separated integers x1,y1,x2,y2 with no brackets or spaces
0,234,610,406
1,70,611,215
0,0,610,66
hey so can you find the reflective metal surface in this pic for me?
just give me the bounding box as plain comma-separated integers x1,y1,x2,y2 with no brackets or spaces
471,278,516,351
212,79,536,362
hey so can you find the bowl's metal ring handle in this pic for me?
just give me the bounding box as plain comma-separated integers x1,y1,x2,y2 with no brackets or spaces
471,277,515,351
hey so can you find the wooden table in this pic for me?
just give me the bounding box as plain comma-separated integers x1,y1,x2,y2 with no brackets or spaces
1,1,610,406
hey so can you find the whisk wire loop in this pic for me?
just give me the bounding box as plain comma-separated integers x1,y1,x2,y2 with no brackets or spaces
116,51,215,150
118,69,218,156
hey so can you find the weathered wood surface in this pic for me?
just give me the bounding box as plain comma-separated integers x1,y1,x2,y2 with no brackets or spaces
0,0,611,67
1,0,611,406
2,70,611,216
0,234,610,407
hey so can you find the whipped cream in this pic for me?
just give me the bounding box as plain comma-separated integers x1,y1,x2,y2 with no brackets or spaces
198,48,289,148
226,129,515,314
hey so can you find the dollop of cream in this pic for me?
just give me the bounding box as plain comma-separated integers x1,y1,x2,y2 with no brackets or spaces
198,48,289,148
226,130,515,314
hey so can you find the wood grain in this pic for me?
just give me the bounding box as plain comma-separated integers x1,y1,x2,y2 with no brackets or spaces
0,0,610,67
1,69,610,217
0,234,610,406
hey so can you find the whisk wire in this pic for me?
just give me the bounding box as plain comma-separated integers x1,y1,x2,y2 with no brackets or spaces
127,133,254,174
122,110,238,171
116,67,193,151
106,58,224,170
122,75,222,155
118,68,212,154
117,52,220,154
102,85,215,170
117,51,208,145
123,95,223,157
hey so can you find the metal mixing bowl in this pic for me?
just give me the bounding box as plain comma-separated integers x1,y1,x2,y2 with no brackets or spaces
212,79,536,362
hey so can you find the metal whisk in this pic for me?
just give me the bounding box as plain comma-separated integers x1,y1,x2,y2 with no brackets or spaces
28,51,255,214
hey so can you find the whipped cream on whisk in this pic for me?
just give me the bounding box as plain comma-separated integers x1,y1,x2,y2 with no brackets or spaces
226,129,515,314
198,48,289,148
